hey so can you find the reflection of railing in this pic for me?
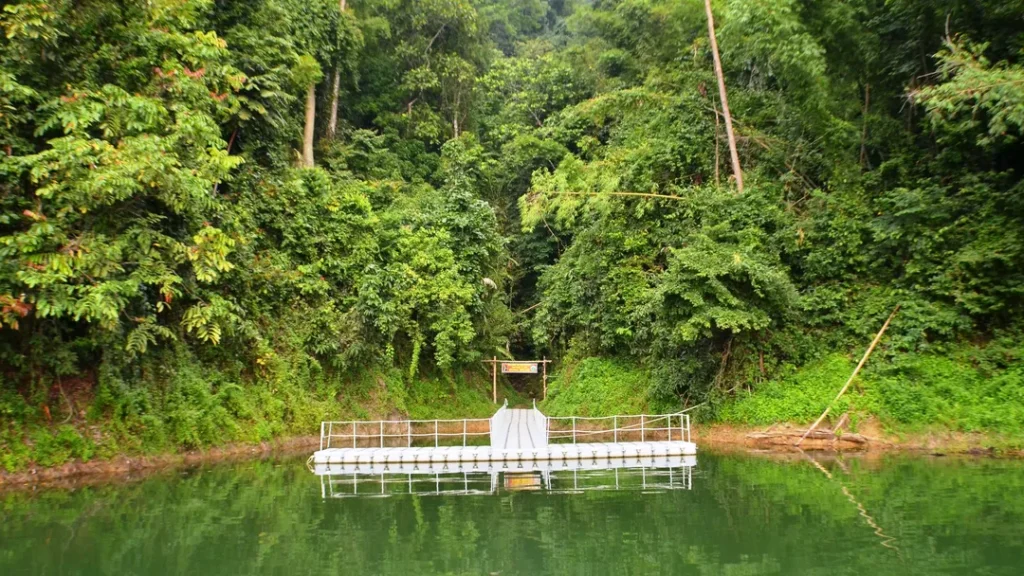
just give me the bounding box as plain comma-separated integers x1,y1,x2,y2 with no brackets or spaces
319,418,494,450
550,466,693,493
545,414,691,444
321,472,497,498
319,465,694,498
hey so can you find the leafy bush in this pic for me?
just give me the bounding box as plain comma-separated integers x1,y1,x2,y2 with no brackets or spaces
719,338,1024,434
543,357,669,417
872,340,1024,432
718,354,857,426
29,425,94,468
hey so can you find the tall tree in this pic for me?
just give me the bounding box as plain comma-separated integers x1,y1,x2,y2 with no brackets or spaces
327,0,347,139
704,0,743,192
296,54,323,166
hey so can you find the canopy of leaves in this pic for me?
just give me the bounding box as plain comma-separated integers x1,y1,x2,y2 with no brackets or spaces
1,0,1022,443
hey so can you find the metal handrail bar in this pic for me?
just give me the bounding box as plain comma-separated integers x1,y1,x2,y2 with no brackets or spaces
326,431,491,439
545,413,679,422
546,421,670,434
546,425,679,433
321,418,492,426
546,425,678,433
321,412,686,425
323,414,680,428
546,413,685,426
546,414,673,426
326,428,688,443
326,478,495,487
547,426,678,436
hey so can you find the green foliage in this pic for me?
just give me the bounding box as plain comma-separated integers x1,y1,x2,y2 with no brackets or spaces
871,337,1024,431
526,183,798,399
29,425,94,468
542,357,669,417
915,38,1024,147
2,0,1024,470
720,338,1024,433
717,354,857,426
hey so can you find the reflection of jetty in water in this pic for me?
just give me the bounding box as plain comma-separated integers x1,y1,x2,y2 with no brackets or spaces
314,455,696,498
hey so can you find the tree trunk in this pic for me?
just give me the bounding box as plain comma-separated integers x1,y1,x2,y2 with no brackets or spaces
704,0,743,193
452,92,460,138
328,68,340,138
860,83,871,168
328,0,346,140
302,83,316,167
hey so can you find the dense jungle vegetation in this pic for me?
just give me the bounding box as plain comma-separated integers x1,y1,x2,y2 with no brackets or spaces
2,0,1023,470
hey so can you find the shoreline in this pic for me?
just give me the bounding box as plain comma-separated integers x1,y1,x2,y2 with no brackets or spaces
2,423,1020,491
0,436,319,491
695,422,1024,457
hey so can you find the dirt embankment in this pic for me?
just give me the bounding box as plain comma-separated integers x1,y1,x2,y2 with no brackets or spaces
697,420,1024,457
0,436,319,491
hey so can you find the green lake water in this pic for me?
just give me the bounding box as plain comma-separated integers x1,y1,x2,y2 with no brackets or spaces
2,452,1023,575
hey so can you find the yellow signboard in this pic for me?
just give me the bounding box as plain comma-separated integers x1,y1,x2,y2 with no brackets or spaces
501,362,539,374
505,473,542,490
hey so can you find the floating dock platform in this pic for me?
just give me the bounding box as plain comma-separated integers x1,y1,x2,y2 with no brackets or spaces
310,402,696,471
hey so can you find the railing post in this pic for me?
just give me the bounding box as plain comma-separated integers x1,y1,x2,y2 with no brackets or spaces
408,421,412,447
613,416,618,443
320,422,325,450
463,419,467,447
434,420,439,448
669,415,673,442
380,420,384,448
352,421,356,448
572,417,576,444
641,414,645,442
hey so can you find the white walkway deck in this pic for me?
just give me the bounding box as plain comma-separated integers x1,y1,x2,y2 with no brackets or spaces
491,408,546,449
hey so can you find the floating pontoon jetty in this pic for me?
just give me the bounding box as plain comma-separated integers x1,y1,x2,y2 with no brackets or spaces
309,401,696,472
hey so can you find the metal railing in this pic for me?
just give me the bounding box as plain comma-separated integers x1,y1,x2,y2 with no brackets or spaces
319,417,494,450
545,413,691,444
318,409,692,450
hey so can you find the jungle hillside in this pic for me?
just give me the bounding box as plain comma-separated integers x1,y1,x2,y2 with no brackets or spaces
2,0,1024,471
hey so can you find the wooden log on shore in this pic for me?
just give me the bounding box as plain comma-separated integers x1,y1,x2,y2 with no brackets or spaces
747,430,868,445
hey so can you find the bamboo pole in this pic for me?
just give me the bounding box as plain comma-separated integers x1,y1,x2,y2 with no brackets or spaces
492,356,497,404
542,357,548,401
703,0,743,193
796,306,900,446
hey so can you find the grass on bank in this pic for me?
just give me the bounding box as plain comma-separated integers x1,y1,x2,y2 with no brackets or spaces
540,339,1024,445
